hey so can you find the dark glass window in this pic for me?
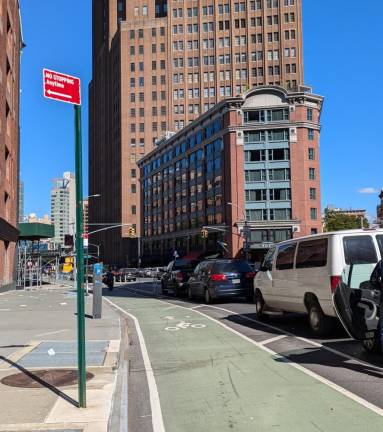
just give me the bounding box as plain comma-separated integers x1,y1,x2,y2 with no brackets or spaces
214,260,253,273
296,239,328,269
276,243,296,270
343,236,377,265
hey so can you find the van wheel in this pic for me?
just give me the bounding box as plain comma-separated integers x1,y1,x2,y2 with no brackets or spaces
308,303,333,336
363,337,382,354
187,286,193,300
255,290,267,321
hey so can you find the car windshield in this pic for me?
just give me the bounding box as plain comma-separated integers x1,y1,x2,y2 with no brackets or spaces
214,261,253,273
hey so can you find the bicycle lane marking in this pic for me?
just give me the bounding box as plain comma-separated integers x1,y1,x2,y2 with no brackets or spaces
136,289,383,417
105,292,383,431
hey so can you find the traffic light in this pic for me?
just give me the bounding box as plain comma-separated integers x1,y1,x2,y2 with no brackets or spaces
201,228,208,239
64,234,73,247
129,226,136,236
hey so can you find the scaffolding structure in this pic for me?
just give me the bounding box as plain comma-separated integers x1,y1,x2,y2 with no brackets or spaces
17,246,43,289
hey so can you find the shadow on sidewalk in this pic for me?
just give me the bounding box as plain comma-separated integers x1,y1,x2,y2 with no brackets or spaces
0,356,79,408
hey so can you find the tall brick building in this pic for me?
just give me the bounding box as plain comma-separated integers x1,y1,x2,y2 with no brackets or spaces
90,0,310,265
138,85,323,264
0,1,22,290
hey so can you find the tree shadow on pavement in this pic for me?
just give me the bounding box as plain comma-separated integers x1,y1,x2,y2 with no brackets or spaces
0,356,79,407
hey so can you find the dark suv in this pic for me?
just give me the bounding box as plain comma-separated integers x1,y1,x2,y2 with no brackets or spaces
161,259,200,296
187,259,255,303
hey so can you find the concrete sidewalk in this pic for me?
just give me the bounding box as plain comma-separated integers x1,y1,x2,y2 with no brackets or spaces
0,284,121,432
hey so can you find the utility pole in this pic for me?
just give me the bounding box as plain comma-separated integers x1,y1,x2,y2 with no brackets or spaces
43,68,86,408
74,104,86,408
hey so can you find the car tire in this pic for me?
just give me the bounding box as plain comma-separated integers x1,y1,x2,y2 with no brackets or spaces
308,302,333,336
363,337,382,354
174,286,180,297
205,288,213,304
161,281,168,295
187,286,193,300
254,290,267,321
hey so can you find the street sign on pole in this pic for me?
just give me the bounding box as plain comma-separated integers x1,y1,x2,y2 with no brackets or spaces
43,68,86,408
43,68,81,105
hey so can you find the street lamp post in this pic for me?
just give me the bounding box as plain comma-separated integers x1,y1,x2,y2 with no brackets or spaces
83,194,101,296
227,202,249,260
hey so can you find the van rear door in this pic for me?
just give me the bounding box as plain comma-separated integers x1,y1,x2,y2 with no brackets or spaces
333,235,380,340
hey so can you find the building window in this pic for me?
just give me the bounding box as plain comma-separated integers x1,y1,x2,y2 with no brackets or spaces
245,189,267,202
309,168,316,180
310,188,316,200
310,208,317,220
307,108,313,121
308,148,315,160
131,169,136,178
131,205,137,215
308,129,314,140
311,228,318,235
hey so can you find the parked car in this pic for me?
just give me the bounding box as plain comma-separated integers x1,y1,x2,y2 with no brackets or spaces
161,259,200,296
118,268,137,282
254,228,383,337
188,259,255,303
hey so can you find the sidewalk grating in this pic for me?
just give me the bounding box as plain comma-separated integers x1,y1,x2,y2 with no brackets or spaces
17,340,109,368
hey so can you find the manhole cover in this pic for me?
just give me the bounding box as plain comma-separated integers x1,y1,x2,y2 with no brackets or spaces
1,369,94,388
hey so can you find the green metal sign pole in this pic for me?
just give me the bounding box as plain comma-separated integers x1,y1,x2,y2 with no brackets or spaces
74,104,86,408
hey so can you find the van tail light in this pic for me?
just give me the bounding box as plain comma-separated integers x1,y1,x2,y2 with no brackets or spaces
211,274,228,281
245,272,256,279
330,276,341,293
176,272,184,281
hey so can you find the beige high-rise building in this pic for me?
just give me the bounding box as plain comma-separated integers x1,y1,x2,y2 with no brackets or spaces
90,0,305,265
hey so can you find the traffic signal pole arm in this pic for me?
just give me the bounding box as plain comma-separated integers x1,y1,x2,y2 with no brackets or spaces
87,223,133,236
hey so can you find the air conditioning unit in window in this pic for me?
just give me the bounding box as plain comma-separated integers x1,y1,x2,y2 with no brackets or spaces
292,225,300,233
290,127,297,143
236,130,244,146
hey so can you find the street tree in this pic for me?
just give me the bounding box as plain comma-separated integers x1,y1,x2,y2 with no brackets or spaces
324,211,369,232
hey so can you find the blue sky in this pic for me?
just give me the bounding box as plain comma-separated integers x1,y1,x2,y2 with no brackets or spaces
20,0,382,219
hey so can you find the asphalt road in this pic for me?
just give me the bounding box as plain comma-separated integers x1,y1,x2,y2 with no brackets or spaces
106,280,383,432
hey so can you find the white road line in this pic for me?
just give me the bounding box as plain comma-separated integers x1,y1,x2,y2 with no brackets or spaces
121,288,383,417
258,334,287,346
202,304,383,372
104,297,166,432
35,329,69,337
190,305,205,310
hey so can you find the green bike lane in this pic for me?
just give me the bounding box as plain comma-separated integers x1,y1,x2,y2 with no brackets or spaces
106,292,383,432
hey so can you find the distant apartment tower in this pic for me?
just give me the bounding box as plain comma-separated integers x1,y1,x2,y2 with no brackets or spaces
0,1,22,290
90,0,305,265
50,172,76,247
83,199,89,235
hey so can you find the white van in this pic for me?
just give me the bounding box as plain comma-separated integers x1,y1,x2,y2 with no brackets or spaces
253,228,383,336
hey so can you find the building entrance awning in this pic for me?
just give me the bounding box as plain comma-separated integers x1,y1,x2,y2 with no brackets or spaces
0,218,19,242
